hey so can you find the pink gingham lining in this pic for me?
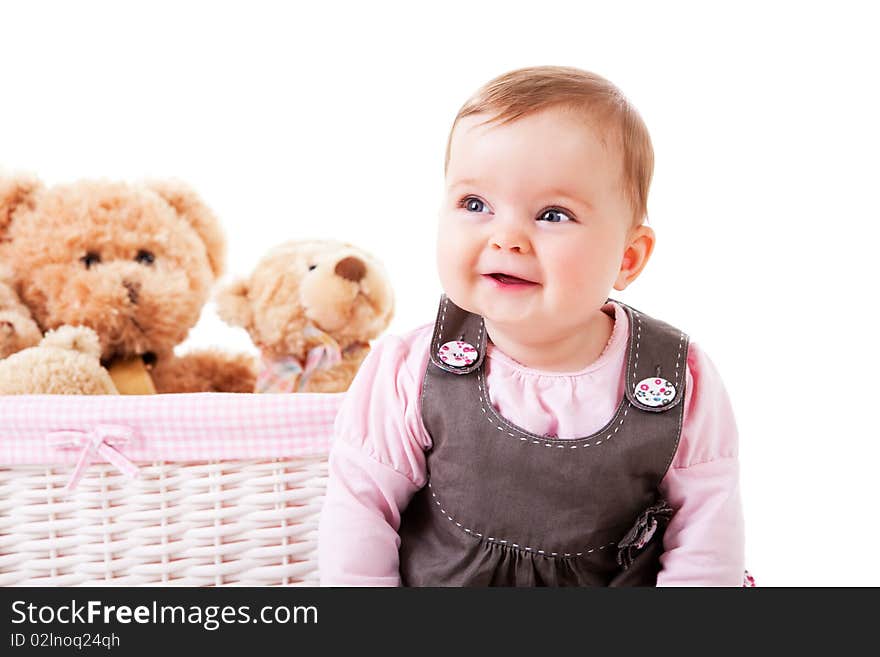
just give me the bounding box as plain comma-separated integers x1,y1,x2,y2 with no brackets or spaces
0,392,344,465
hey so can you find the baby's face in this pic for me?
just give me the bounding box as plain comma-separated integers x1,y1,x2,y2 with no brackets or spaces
438,107,637,343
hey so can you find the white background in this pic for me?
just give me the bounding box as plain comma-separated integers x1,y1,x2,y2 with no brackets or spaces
2,1,877,586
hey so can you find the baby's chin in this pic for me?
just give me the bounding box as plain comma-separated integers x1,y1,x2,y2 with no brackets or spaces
470,292,543,326
441,276,544,322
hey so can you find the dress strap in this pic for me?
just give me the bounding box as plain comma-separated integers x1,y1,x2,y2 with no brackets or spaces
612,299,690,414
427,294,487,375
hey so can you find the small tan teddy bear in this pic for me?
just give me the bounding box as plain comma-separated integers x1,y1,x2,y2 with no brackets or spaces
216,240,394,393
0,175,257,394
0,326,118,395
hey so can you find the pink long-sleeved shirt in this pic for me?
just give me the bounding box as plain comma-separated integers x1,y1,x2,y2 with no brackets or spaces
318,301,745,586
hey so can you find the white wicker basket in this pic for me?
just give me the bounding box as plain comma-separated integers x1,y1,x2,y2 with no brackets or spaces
0,392,342,586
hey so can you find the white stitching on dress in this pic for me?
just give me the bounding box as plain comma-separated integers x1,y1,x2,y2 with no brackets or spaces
674,331,685,387
632,309,642,384
661,332,689,475
436,296,449,348
428,481,615,559
477,365,630,448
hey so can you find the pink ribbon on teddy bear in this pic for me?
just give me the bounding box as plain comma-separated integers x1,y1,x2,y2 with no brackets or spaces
256,325,344,393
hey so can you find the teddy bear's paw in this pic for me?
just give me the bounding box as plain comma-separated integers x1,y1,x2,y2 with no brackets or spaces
40,326,103,359
0,311,42,358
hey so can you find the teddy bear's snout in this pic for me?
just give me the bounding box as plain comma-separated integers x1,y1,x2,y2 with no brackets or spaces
334,256,367,283
123,280,141,305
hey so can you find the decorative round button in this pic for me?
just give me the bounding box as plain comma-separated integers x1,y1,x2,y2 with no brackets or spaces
438,340,478,367
634,376,676,407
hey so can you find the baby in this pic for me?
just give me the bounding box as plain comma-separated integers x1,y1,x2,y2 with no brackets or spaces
318,66,745,586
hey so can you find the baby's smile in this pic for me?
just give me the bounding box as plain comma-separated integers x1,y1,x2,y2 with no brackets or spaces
481,272,540,289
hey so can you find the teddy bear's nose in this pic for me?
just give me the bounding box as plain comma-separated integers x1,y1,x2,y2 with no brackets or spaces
123,280,141,304
334,256,367,283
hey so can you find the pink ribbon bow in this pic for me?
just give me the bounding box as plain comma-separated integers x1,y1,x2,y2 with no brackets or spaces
256,324,344,393
45,424,141,492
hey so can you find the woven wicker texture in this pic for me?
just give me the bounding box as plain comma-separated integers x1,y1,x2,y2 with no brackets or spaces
0,456,328,586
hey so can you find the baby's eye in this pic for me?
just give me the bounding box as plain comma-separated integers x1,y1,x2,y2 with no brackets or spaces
537,208,575,223
461,196,491,214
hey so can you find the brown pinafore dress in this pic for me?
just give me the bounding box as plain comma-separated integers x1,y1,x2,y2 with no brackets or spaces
398,294,689,586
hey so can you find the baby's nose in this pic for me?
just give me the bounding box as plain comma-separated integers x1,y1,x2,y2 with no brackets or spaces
491,236,529,254
334,256,367,283
490,220,530,253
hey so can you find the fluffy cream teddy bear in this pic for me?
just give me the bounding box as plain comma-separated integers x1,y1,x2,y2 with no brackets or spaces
217,240,395,393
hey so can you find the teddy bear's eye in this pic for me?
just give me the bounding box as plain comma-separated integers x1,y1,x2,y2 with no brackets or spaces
308,265,317,271
80,252,101,269
135,250,156,266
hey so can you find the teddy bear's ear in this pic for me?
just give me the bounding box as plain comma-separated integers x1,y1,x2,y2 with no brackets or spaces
215,279,253,330
0,175,42,237
146,180,226,279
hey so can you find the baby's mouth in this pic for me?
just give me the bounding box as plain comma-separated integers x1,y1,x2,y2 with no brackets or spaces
485,273,539,285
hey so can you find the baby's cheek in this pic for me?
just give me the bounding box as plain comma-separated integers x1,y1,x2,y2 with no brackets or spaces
435,242,464,285
550,245,620,295
551,247,596,276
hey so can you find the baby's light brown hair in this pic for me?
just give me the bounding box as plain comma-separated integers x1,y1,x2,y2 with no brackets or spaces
445,66,654,226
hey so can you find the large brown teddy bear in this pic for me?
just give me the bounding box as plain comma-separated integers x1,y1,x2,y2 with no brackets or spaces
216,240,394,393
0,175,256,393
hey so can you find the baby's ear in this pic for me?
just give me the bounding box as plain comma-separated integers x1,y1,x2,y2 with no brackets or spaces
0,175,42,237
216,278,253,331
145,180,226,279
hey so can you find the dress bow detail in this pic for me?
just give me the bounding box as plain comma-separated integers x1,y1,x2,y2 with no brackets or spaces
617,500,674,570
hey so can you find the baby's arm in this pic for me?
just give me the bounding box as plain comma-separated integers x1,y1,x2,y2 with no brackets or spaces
656,342,746,586
318,332,431,586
